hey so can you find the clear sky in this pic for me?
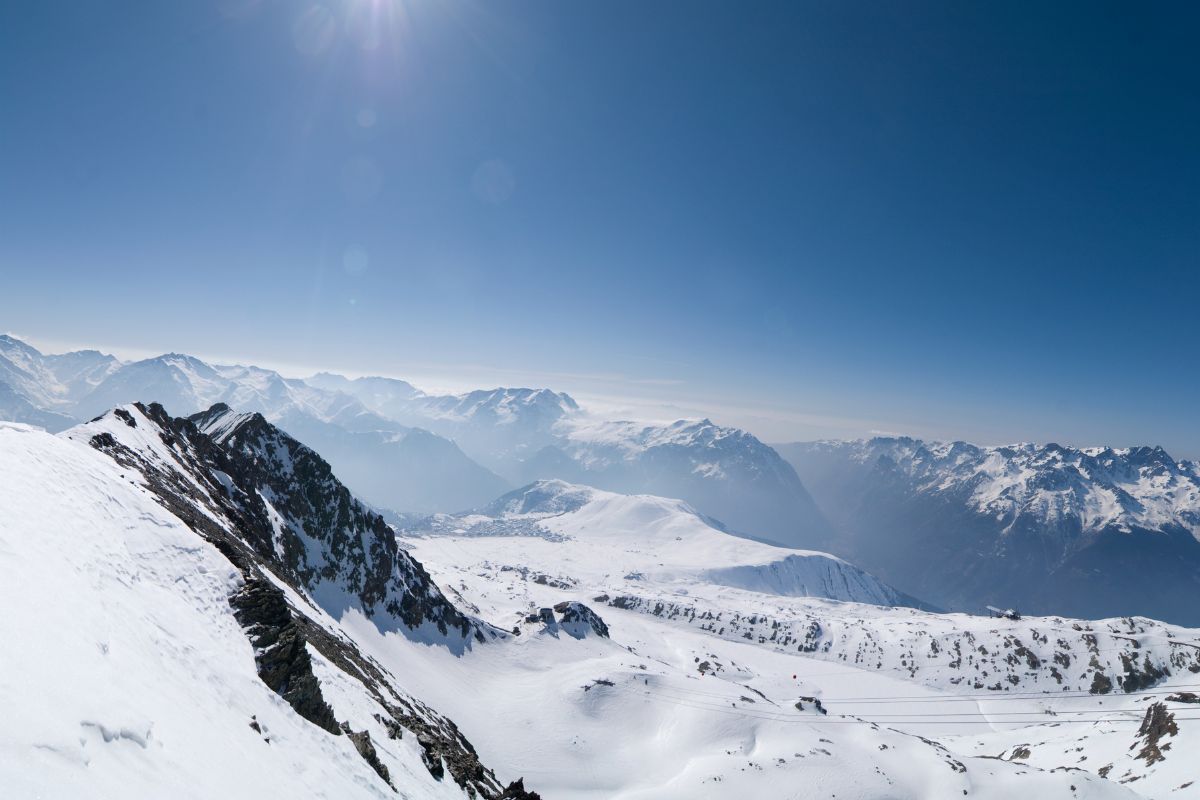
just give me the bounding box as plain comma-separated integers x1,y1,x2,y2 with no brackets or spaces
1,2,1198,455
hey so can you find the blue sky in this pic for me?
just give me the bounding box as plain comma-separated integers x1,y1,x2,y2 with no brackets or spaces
2,2,1198,454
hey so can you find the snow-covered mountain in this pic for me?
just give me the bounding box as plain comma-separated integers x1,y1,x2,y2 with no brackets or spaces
307,373,828,546
0,334,116,429
2,401,1188,798
1,338,831,545
777,437,1200,624
314,380,577,473
1,405,539,798
306,372,424,418
406,479,918,609
404,387,580,476
517,418,832,547
0,340,510,513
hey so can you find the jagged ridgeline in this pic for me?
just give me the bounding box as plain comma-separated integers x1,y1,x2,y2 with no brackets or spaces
779,437,1200,624
71,402,539,799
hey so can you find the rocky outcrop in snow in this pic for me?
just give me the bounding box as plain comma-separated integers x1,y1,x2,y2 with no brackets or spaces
63,402,537,798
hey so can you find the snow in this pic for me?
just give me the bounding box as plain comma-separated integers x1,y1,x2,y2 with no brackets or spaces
0,415,1185,798
822,437,1200,539
396,479,1198,797
386,515,1148,798
406,480,906,607
4,339,1200,798
0,422,440,798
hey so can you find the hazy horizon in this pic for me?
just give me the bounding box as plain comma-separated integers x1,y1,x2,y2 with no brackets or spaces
3,2,1198,456
9,329,1198,459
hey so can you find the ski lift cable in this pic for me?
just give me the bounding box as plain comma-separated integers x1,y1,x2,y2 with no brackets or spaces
619,686,1200,726
642,684,1185,719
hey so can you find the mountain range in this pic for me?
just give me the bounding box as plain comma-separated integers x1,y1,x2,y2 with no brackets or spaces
2,402,1181,798
0,335,826,544
778,437,1200,623
8,333,1200,626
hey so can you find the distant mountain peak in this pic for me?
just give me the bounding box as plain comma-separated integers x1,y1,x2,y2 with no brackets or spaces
778,437,1200,623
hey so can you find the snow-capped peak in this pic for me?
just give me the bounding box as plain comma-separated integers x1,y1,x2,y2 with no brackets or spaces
841,436,1200,538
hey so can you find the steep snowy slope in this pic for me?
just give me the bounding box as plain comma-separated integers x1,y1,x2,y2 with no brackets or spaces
55,403,539,796
777,438,1200,624
0,418,538,799
409,480,918,608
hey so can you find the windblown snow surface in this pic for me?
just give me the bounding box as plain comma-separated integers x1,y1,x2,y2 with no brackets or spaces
0,421,460,800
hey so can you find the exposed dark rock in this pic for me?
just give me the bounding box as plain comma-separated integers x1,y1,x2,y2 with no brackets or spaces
229,578,341,735
344,724,393,789
1116,653,1168,692
794,696,827,715
498,778,543,799
554,601,610,638
187,404,484,641
1135,702,1178,764
81,402,540,799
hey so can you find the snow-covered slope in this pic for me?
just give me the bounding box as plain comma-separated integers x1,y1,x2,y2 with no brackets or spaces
517,418,832,547
408,479,916,608
778,437,1200,624
0,402,1180,799
0,413,540,799
398,490,1180,798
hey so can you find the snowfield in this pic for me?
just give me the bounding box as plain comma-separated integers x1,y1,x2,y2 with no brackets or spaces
1,405,1198,798
0,421,457,800
408,480,916,607
395,481,1200,798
